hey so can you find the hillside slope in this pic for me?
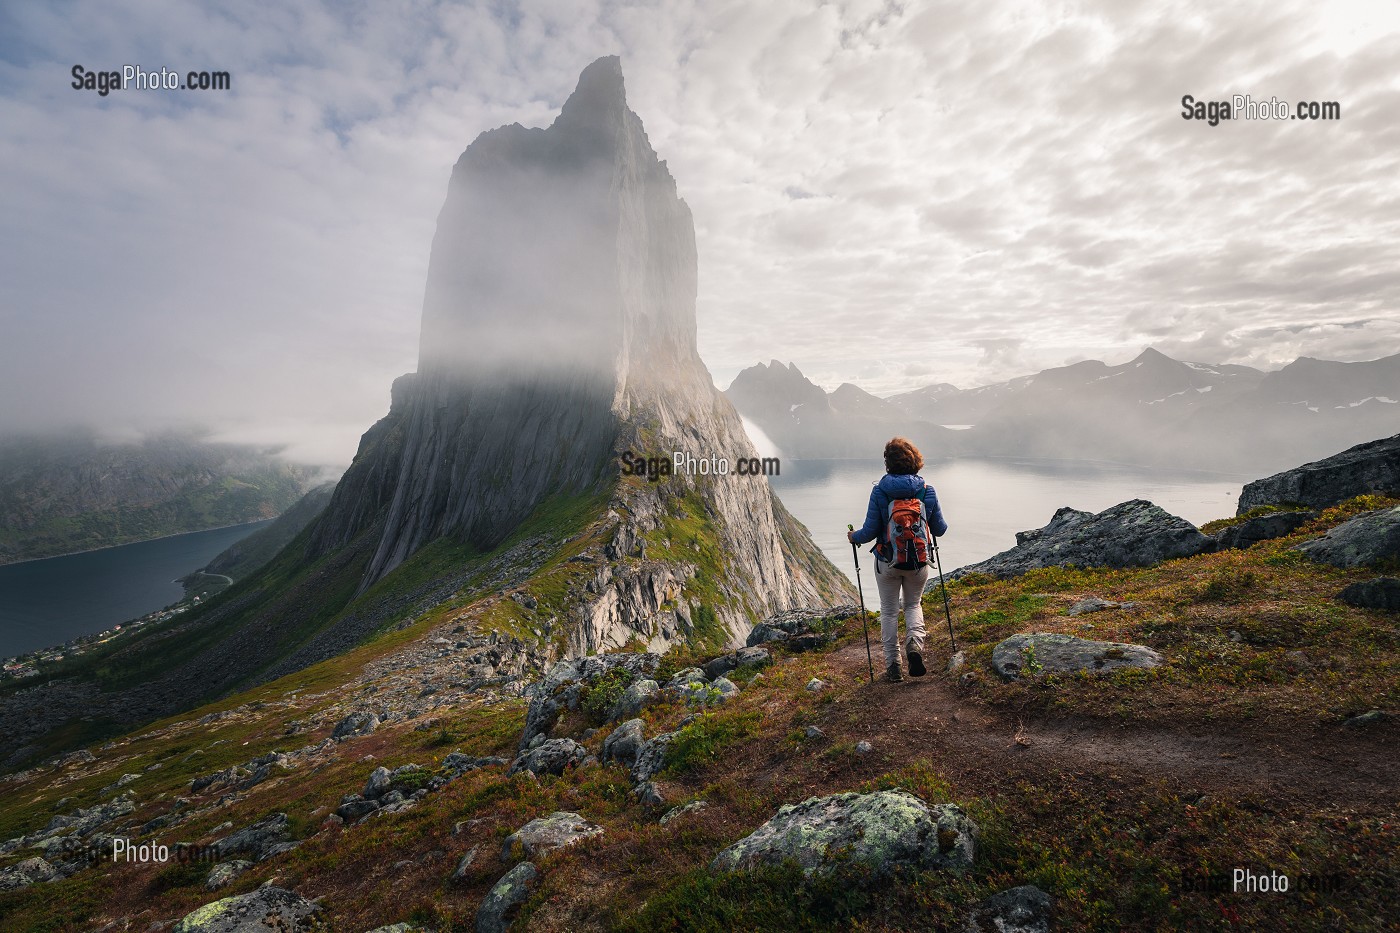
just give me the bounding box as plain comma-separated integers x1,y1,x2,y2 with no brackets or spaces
0,491,1394,931
0,431,317,564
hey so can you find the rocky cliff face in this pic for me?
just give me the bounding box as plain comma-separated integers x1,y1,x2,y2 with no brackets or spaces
310,57,850,648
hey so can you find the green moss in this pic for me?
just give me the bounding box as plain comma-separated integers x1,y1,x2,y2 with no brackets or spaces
664,709,764,775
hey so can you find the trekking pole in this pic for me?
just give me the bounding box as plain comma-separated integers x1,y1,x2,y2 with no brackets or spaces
847,524,875,684
932,538,958,654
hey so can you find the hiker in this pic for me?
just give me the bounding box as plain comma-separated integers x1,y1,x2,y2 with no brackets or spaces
847,437,948,682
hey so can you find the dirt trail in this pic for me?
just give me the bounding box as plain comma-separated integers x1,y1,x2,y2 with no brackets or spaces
826,640,1399,808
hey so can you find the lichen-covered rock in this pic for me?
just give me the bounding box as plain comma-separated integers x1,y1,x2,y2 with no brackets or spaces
631,732,676,784
659,800,708,825
601,718,645,768
476,862,538,933
507,738,588,777
332,710,380,740
0,856,56,891
172,886,321,932
204,859,252,892
955,500,1214,579
502,811,603,861
1339,577,1400,610
363,766,392,799
963,884,1054,933
992,633,1163,680
1213,511,1315,550
609,679,658,721
711,789,977,877
1297,507,1400,568
1238,434,1400,513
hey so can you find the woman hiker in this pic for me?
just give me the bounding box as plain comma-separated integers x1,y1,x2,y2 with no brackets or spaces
847,437,948,683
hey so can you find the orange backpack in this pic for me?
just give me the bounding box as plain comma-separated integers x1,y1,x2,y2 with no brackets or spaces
879,490,932,570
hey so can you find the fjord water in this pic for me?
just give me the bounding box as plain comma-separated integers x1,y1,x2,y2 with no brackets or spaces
0,521,270,659
769,458,1246,587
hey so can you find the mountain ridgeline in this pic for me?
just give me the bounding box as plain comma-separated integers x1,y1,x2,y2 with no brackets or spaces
0,57,851,764
728,348,1400,472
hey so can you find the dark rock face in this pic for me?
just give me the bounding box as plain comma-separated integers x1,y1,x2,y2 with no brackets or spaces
305,55,850,648
1213,510,1315,550
710,790,977,877
1238,434,1400,514
1297,507,1400,567
991,633,1163,679
954,500,1214,579
1339,577,1400,610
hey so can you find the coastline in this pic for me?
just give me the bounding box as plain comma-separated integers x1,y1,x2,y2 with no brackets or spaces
0,518,275,569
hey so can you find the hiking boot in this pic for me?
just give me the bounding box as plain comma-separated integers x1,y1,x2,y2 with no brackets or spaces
885,662,904,683
906,648,926,678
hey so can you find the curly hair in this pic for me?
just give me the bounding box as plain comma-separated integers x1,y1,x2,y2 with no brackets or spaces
883,436,923,475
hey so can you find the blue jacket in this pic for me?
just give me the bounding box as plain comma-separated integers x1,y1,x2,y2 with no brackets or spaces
851,473,948,554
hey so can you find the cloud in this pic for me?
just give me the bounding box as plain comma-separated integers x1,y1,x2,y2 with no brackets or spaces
1,0,1397,462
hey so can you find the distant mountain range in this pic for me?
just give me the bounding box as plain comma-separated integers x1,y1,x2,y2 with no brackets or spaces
726,349,1400,472
0,431,321,564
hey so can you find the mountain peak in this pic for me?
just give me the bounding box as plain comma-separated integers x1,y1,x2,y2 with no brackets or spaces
558,55,626,125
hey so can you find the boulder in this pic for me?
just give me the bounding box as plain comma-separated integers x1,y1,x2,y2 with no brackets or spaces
745,623,790,647
363,766,392,799
1238,434,1400,513
507,738,588,777
1339,577,1400,610
212,813,292,862
634,781,665,807
204,860,252,892
702,647,772,680
502,811,603,861
963,885,1054,933
601,719,645,768
0,856,55,891
1213,511,1315,550
992,633,1163,680
451,845,481,881
332,711,380,741
476,862,538,933
172,886,321,932
1067,597,1127,616
1297,507,1400,567
631,732,676,784
519,695,561,750
711,789,977,877
608,679,658,722
659,800,708,825
335,795,380,822
955,500,1214,579
664,667,708,690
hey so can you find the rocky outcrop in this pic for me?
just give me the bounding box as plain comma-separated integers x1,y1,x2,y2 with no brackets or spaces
992,633,1163,679
711,790,977,877
172,886,321,933
601,719,645,767
1296,507,1400,567
1238,434,1400,513
1339,577,1400,610
954,500,1214,579
1213,510,1315,550
305,54,851,651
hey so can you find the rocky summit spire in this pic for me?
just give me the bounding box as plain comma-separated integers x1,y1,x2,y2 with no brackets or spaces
309,57,851,649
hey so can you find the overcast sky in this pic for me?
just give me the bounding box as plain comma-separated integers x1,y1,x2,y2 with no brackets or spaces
3,1,1398,465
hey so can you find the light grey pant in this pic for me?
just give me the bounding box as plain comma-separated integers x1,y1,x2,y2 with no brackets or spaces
874,558,929,665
